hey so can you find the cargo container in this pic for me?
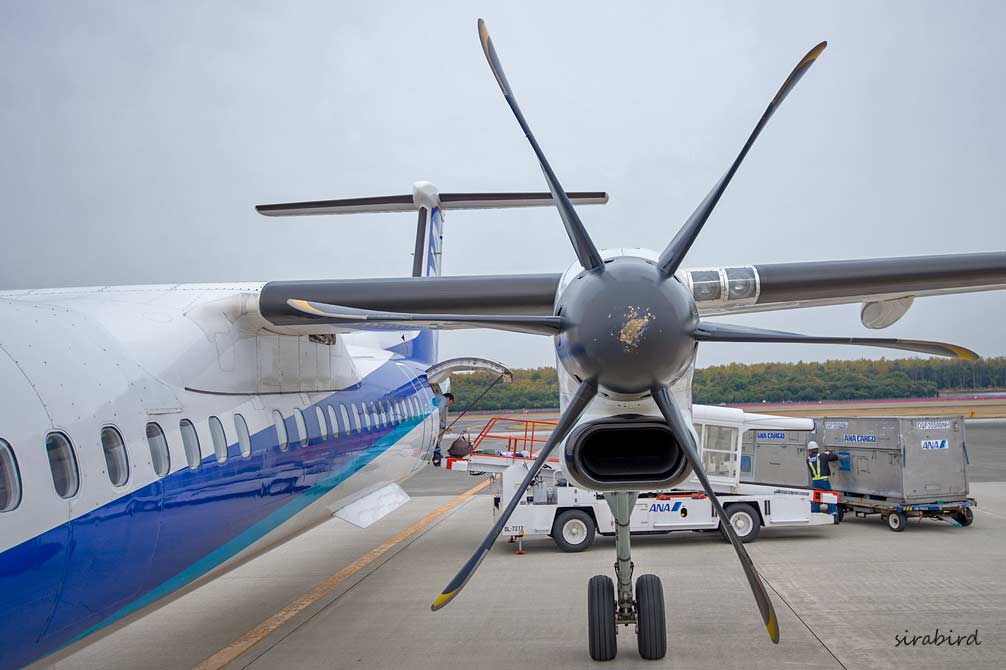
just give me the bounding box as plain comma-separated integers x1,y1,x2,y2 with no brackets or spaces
815,416,969,503
740,416,976,531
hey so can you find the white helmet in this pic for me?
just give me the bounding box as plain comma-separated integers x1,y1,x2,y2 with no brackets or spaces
807,441,820,452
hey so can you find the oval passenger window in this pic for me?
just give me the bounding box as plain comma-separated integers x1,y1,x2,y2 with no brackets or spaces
101,426,130,486
45,432,79,499
0,439,22,512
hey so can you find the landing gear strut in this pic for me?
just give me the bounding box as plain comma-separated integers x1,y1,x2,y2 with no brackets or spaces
586,492,667,661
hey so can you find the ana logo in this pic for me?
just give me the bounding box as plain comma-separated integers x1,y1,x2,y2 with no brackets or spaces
921,439,948,450
843,434,878,443
649,501,683,513
757,432,785,440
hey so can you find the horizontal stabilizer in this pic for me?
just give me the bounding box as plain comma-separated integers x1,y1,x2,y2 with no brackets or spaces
256,190,607,217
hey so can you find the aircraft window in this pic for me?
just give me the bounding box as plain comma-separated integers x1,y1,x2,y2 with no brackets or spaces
180,419,202,469
327,405,340,436
359,403,371,431
371,402,381,428
337,405,349,435
234,414,252,458
396,400,405,422
376,401,387,427
316,406,329,440
702,425,739,479
45,431,79,499
725,267,757,300
145,423,170,477
689,270,722,302
0,439,22,512
209,416,228,463
294,409,308,447
100,426,130,486
273,410,289,452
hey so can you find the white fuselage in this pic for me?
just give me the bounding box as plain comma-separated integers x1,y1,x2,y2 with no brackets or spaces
0,284,440,670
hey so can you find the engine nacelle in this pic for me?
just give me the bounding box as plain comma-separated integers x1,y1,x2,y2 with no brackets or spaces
562,415,693,492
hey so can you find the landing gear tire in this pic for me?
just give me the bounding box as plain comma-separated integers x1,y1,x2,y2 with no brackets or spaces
952,507,974,527
588,575,617,661
553,509,596,552
635,574,667,660
888,510,907,532
725,503,761,543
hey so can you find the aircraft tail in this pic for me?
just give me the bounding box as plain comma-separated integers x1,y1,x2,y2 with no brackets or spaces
256,182,607,363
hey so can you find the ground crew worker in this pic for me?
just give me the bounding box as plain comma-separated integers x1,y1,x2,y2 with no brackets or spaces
807,441,840,523
431,390,455,466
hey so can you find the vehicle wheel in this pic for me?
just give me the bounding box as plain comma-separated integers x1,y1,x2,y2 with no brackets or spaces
726,504,761,543
888,510,907,532
635,574,667,660
553,509,595,552
588,575,617,661
952,507,974,527
836,505,845,523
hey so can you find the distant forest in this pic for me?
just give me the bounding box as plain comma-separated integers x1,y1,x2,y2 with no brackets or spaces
446,358,1006,411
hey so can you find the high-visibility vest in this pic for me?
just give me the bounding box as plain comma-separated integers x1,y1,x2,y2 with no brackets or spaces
808,455,828,481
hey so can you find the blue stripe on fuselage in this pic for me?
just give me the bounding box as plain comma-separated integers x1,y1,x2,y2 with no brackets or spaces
0,357,431,670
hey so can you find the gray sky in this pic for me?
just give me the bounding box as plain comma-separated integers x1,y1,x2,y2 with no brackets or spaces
2,1,1005,369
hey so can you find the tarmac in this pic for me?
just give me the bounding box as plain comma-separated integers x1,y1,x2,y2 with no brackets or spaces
51,421,1006,670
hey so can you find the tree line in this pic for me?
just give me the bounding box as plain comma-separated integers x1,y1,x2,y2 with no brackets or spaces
446,357,1006,410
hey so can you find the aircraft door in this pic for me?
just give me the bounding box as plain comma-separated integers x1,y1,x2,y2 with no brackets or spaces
396,364,432,471
0,349,70,669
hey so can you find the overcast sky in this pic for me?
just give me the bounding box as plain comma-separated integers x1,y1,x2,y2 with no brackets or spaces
2,1,1005,369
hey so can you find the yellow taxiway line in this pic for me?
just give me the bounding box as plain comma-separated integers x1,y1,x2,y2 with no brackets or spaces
194,479,490,670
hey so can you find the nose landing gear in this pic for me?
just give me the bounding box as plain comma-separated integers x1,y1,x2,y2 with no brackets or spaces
586,492,668,661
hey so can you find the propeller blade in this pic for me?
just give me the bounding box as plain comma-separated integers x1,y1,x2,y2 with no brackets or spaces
477,18,604,273
287,299,565,336
652,386,780,643
431,379,597,611
657,41,827,276
692,321,978,360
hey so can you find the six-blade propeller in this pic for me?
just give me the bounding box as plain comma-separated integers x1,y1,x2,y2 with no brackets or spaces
289,19,981,646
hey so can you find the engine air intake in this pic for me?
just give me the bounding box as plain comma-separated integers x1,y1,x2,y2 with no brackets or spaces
562,416,692,492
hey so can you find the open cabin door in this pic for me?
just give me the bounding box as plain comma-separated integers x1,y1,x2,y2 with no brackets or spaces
426,357,514,387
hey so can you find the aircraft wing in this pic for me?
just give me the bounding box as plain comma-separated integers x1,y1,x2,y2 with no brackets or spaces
260,274,560,326
262,252,1005,329
689,252,1006,325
